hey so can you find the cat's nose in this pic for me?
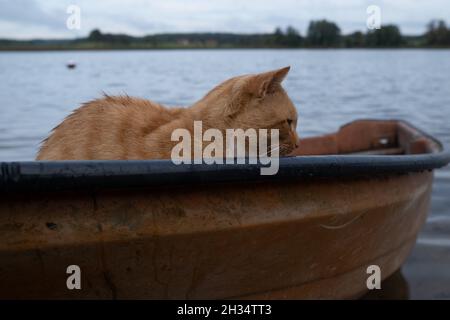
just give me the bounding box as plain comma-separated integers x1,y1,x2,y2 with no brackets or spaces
294,137,300,148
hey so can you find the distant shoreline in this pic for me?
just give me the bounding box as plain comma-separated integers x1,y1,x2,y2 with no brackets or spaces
1,20,449,51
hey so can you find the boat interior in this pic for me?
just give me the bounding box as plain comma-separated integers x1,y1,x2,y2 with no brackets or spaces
293,119,442,156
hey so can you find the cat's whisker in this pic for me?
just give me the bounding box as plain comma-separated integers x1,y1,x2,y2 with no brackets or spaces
259,145,281,158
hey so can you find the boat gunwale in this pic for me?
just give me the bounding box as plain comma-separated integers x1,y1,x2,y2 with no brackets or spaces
1,152,449,191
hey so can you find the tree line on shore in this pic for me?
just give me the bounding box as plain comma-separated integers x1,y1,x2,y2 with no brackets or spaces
1,19,450,50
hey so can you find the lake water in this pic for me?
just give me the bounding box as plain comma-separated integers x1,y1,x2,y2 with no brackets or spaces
0,49,449,299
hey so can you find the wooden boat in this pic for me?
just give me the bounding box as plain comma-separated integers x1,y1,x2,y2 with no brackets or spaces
0,119,449,299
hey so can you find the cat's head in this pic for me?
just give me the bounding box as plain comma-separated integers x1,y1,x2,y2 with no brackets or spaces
199,66,299,156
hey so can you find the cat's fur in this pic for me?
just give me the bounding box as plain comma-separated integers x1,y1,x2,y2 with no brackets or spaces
36,67,299,160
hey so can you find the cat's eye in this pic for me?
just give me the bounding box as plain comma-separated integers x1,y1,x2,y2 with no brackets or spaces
287,119,293,126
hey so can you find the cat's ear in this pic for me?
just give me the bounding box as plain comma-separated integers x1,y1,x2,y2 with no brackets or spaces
250,66,290,98
224,66,290,116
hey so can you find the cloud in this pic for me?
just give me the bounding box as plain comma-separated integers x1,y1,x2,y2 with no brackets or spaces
0,0,79,38
0,0,449,39
0,0,63,30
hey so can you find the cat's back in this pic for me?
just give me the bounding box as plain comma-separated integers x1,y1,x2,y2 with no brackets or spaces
36,95,182,160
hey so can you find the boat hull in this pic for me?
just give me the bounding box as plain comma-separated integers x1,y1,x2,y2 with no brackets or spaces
0,171,433,299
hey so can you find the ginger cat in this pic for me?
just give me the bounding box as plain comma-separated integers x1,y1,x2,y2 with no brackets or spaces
36,67,299,160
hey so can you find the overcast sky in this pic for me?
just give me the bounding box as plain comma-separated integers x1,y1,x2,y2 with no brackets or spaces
1,0,449,39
